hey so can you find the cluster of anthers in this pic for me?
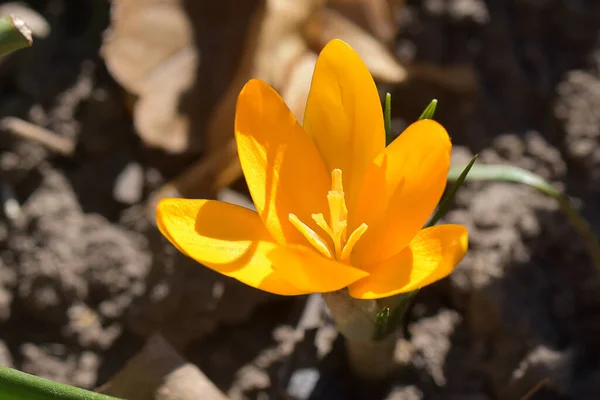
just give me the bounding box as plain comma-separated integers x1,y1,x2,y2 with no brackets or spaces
289,169,367,264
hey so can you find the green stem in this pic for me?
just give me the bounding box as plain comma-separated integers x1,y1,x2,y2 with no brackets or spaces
384,93,392,144
448,164,600,282
0,15,32,57
0,366,122,400
344,334,397,380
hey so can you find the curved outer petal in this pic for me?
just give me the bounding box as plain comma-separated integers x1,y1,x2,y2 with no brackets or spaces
352,120,451,266
267,245,369,293
156,198,310,295
348,225,468,299
303,39,385,217
235,79,331,246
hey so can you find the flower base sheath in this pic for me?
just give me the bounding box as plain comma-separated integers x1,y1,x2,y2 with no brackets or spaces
156,39,468,300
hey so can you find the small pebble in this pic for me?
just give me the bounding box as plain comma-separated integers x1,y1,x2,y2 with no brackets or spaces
113,162,144,204
287,368,320,400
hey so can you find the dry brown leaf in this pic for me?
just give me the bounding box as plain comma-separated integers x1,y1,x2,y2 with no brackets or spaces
327,0,403,44
103,0,404,156
205,0,323,145
146,0,324,210
252,0,324,87
102,0,195,94
102,0,410,209
280,52,318,123
102,0,261,153
102,0,198,152
197,0,323,198
101,334,227,400
305,7,407,83
133,48,197,153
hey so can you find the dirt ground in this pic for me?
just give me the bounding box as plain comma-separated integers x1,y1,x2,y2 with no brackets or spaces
0,0,600,399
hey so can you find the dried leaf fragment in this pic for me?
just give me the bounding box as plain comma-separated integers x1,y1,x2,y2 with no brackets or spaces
304,7,407,83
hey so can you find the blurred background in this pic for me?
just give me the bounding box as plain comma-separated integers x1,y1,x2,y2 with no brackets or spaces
0,0,599,399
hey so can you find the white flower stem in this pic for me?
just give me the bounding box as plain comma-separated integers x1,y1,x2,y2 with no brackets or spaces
321,289,398,379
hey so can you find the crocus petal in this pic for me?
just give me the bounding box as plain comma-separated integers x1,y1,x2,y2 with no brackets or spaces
303,39,385,216
348,225,468,299
157,198,309,295
352,120,451,266
235,79,331,245
267,245,369,293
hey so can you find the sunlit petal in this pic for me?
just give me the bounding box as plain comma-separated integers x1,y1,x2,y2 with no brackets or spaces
304,39,385,217
353,120,451,266
235,79,331,246
268,245,369,293
157,198,309,295
349,225,468,299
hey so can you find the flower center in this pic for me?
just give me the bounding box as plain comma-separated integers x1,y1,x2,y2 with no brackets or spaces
289,169,368,263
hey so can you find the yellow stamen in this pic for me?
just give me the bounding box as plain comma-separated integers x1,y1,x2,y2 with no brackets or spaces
327,170,348,242
331,168,343,192
312,213,333,237
289,213,333,258
341,223,368,261
289,169,368,263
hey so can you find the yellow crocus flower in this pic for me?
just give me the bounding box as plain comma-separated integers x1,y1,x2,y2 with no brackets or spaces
156,39,468,300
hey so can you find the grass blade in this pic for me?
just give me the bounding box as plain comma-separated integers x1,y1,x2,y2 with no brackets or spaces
426,155,478,228
418,99,438,120
0,366,122,400
448,163,600,282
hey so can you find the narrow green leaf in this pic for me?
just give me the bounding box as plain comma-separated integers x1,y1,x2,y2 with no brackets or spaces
426,154,478,228
0,366,121,400
448,163,600,284
0,15,32,57
448,164,555,196
373,307,390,341
372,290,419,340
384,93,392,145
418,99,438,120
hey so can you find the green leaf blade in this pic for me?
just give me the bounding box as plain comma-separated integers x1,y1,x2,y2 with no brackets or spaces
426,154,478,228
418,99,438,120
